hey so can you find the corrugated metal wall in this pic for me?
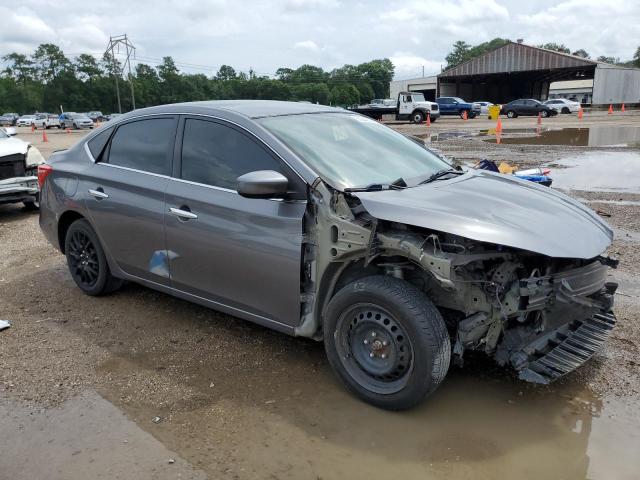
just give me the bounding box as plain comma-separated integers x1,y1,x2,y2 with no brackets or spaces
440,43,595,77
592,66,640,105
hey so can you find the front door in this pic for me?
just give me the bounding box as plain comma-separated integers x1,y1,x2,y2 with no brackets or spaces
165,117,306,327
84,115,178,285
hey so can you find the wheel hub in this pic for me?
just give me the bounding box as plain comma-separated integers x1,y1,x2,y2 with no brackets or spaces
337,305,413,390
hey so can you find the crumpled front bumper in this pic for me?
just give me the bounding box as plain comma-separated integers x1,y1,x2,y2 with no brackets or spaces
0,176,39,203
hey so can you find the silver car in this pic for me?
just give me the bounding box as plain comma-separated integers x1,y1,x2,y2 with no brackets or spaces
38,101,617,410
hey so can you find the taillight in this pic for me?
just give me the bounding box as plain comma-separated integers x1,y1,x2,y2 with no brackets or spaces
37,164,53,188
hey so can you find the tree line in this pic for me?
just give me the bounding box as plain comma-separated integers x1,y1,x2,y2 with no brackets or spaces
0,43,394,114
445,39,640,70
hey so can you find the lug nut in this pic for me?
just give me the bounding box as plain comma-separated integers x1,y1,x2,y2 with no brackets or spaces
382,340,388,346
369,352,375,358
381,354,387,359
371,331,377,337
363,339,369,345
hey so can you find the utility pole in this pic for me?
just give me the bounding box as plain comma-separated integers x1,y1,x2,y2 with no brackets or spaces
105,34,136,113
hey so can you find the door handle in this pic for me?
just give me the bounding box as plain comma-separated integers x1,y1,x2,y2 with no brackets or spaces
88,188,109,199
168,207,198,220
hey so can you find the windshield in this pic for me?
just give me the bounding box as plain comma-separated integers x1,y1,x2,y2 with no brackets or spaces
72,113,87,118
258,113,451,190
410,93,426,102
452,97,465,103
0,129,8,139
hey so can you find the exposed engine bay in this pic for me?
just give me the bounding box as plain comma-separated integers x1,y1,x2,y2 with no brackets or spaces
299,180,618,384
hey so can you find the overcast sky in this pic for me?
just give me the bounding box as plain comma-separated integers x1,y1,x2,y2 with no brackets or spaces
1,0,639,79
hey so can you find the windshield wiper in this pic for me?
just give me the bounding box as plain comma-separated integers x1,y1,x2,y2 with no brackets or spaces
344,177,408,193
418,168,464,185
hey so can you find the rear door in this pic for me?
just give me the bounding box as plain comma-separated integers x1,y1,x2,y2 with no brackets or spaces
164,116,307,328
83,115,178,285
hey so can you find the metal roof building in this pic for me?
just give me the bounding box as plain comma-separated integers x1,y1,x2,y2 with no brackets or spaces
437,41,640,105
390,42,640,106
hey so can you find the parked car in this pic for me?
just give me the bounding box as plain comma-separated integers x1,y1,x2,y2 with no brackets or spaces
544,98,581,114
501,99,558,118
0,127,45,209
436,97,481,118
0,113,19,126
16,115,37,127
32,113,61,129
59,112,94,130
86,111,105,122
104,113,122,122
474,101,494,115
39,101,617,410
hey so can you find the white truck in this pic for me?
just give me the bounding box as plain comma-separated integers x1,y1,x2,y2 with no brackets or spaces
32,113,61,129
350,92,440,123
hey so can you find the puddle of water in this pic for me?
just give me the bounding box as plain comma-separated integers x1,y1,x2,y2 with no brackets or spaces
92,352,640,480
483,126,640,147
549,151,640,193
420,131,476,142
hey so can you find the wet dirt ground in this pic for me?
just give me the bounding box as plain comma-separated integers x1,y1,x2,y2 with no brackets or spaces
2,115,640,479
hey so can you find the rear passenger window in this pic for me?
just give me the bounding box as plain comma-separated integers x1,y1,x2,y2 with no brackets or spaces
87,126,114,160
107,118,176,175
181,118,283,190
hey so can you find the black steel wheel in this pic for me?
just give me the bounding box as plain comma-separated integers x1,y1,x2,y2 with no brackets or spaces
324,275,451,410
335,303,414,395
64,219,122,295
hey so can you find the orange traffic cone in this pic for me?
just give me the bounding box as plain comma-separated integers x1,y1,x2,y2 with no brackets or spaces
608,104,613,114
621,103,625,112
496,117,503,133
578,107,583,120
537,112,542,125
462,110,468,121
426,112,431,127
42,130,48,142
66,128,71,134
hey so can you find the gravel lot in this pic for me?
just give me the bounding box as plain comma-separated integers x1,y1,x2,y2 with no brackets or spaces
1,115,639,479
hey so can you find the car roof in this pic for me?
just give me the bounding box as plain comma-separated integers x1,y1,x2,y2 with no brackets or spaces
132,100,344,119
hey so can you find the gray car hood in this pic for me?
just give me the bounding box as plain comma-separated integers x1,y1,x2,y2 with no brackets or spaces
355,170,613,259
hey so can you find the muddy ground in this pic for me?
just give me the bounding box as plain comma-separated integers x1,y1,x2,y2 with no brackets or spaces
1,113,639,479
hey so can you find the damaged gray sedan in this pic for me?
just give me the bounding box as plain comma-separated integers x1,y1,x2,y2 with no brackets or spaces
38,101,617,410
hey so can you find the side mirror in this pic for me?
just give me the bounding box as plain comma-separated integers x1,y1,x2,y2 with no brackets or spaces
4,127,17,136
237,170,288,199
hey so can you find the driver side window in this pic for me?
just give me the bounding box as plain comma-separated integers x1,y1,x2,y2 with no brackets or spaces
180,118,285,191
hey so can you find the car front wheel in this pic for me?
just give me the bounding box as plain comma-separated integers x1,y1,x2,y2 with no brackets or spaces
411,111,425,123
541,110,549,118
507,110,517,118
324,275,451,410
65,219,123,296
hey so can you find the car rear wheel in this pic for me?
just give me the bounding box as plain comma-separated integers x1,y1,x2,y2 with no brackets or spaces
65,219,123,296
506,110,517,118
324,275,451,410
561,107,570,114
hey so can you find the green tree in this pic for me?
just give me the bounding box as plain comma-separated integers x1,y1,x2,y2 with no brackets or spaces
2,53,35,86
32,43,72,82
74,54,103,81
538,43,571,53
216,65,237,81
444,38,510,70
572,49,590,58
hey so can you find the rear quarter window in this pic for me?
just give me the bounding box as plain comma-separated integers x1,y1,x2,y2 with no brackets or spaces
87,126,114,160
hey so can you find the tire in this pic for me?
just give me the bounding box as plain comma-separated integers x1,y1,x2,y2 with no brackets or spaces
541,110,549,118
561,107,570,114
23,193,40,210
73,123,78,129
507,110,517,118
459,109,470,119
324,275,451,410
411,111,424,124
64,219,123,296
